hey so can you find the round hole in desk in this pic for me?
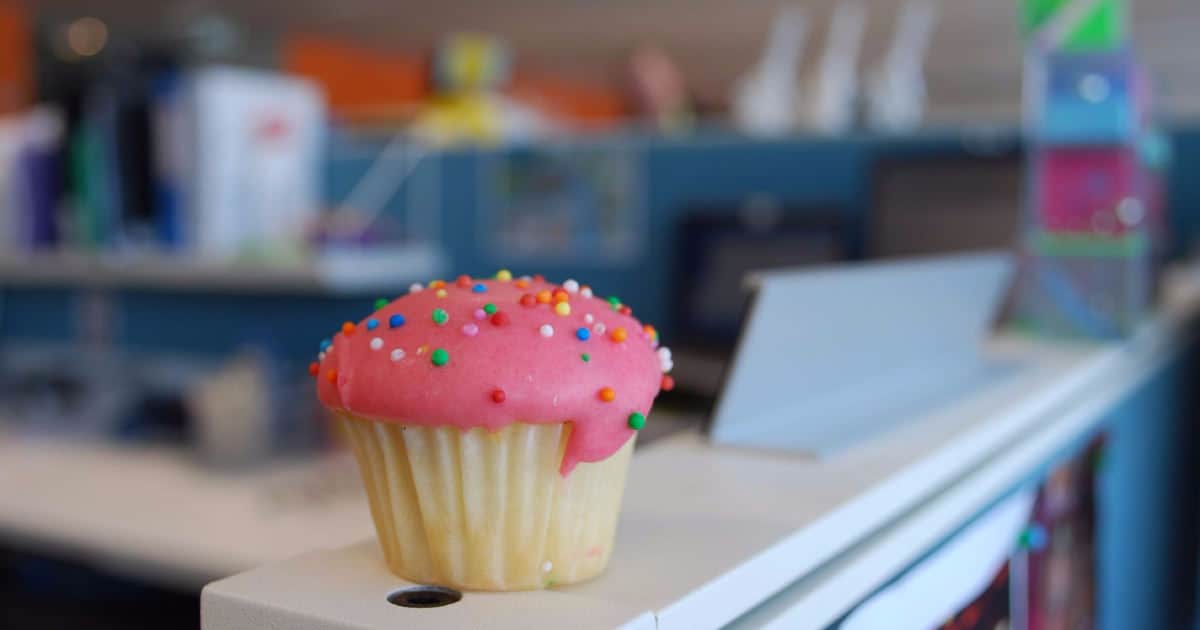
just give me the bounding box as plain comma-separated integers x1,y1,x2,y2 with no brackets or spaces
387,585,462,608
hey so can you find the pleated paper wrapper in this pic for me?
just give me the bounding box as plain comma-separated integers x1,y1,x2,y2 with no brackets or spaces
338,414,635,591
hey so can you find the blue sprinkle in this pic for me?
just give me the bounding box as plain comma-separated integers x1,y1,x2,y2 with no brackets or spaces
320,338,332,351
472,283,487,293
389,314,406,328
366,318,379,330
576,327,590,341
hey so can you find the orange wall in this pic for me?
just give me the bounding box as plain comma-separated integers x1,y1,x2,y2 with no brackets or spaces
0,2,31,115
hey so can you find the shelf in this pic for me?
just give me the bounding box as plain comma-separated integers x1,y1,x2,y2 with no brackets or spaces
0,245,444,295
201,268,1200,630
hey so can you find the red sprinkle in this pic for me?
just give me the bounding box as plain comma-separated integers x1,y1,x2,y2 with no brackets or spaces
490,312,510,327
491,389,506,403
533,274,545,283
553,289,569,303
326,369,338,383
520,293,537,307
308,362,319,376
456,274,472,288
618,305,632,316
661,375,676,392
341,321,356,335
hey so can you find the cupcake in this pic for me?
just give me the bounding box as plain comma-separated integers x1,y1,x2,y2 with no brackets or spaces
312,272,673,591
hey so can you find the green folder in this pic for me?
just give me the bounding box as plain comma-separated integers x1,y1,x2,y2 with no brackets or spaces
1019,0,1127,51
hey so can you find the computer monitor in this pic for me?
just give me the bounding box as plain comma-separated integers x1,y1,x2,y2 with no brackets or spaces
870,152,1023,259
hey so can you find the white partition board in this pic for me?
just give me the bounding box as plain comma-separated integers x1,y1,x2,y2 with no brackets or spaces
711,252,1014,456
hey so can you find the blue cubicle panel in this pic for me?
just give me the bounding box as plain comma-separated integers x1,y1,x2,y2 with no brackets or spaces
431,135,870,332
2,127,1199,359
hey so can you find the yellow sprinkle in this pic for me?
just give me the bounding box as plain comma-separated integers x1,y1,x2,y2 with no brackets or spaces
417,345,428,355
496,269,513,281
436,289,448,298
554,302,571,316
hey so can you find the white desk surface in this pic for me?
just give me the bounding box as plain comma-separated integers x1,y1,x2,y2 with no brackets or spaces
202,267,1200,630
0,440,373,588
202,316,1194,630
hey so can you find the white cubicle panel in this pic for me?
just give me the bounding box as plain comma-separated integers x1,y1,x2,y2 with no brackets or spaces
201,265,1200,630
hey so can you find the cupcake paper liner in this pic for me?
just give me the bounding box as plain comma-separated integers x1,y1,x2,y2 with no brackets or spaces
338,414,634,591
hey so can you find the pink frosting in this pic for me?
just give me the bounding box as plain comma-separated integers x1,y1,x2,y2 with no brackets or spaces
315,276,664,475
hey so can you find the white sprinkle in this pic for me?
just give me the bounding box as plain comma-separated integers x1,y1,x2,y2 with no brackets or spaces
539,324,554,338
584,313,594,324
519,275,533,282
462,323,479,337
580,287,593,298
369,337,384,350
659,347,673,372
593,322,606,335
318,352,325,361
542,561,553,572
390,348,406,362
409,283,424,293
563,279,580,293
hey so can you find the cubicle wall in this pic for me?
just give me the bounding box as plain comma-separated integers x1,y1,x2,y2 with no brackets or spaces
1,127,1198,362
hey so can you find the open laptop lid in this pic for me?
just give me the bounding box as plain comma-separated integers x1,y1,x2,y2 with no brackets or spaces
709,252,1014,455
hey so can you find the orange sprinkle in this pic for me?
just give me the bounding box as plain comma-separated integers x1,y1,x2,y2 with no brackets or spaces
643,324,657,336
429,279,446,289
598,387,616,402
326,369,337,383
536,290,552,304
514,279,530,289
553,289,569,303
456,274,472,288
661,375,675,391
611,327,628,342
341,321,356,335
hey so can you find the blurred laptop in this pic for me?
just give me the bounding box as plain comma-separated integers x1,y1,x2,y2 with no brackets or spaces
709,252,1014,456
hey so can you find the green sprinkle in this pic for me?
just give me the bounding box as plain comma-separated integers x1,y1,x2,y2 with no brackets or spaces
483,303,498,315
607,296,621,310
581,353,590,362
431,348,449,366
374,298,389,310
628,412,646,430
432,308,449,325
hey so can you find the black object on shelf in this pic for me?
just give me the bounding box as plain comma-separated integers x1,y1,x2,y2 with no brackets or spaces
672,201,851,348
868,148,1024,260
